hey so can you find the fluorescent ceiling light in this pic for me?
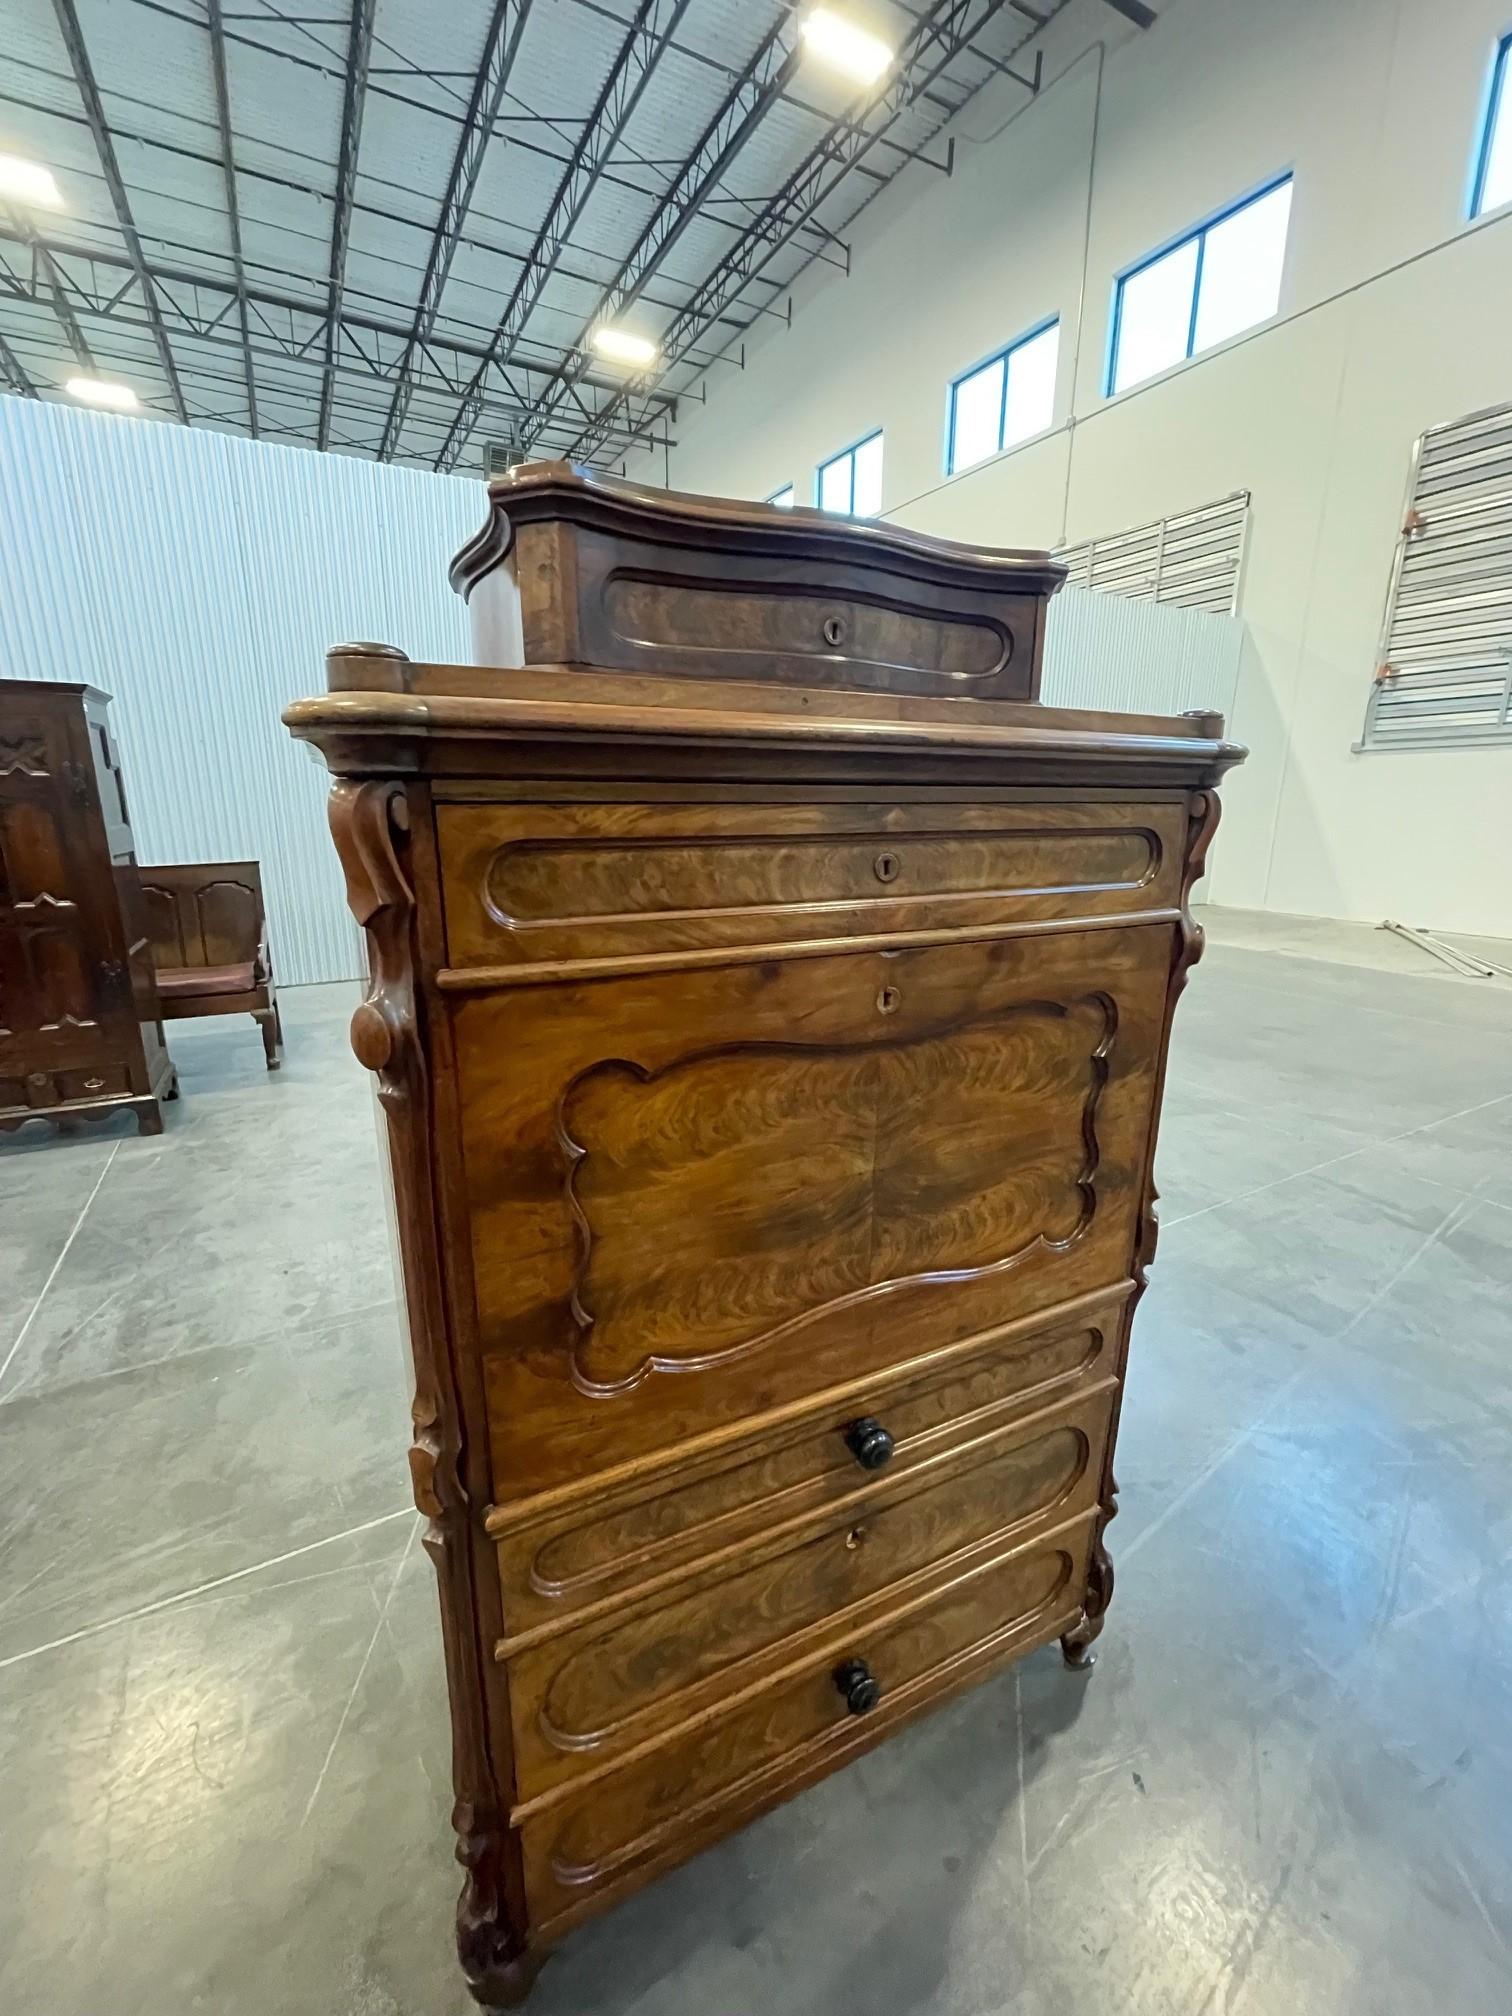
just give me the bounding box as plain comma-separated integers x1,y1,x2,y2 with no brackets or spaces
590,326,659,368
66,377,139,411
0,153,63,208
800,8,893,87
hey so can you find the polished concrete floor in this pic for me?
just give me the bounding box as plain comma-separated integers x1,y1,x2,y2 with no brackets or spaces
3,910,1511,2016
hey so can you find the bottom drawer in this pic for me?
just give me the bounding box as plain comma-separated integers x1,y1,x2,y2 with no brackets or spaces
517,1513,1092,1935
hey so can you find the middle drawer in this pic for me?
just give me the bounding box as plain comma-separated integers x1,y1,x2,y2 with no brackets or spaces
500,1381,1113,1801
491,1281,1127,1642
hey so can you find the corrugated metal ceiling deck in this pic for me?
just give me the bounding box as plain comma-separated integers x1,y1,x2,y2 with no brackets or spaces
0,0,1107,472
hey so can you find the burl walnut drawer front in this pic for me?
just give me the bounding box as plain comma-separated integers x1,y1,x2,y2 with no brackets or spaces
516,1516,1094,1934
491,1285,1128,1641
456,922,1169,1503
503,1385,1111,1801
438,799,1187,966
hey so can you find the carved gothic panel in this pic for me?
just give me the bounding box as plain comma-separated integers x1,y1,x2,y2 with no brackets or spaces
0,735,48,778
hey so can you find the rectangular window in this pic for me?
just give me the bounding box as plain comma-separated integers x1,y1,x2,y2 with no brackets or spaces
817,430,883,516
1109,176,1292,396
1472,33,1512,217
767,485,796,508
948,320,1059,475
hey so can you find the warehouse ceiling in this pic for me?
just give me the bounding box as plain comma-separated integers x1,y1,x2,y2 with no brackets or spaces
0,0,1137,473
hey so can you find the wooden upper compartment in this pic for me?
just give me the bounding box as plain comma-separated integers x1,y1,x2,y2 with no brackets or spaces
446,460,1066,701
291,469,1245,793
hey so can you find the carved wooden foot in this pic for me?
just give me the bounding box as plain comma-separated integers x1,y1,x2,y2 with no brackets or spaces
1060,1614,1103,1670
469,1948,541,2010
1062,1504,1116,1672
135,1097,166,1136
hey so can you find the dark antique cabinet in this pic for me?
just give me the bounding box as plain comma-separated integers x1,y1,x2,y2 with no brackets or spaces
0,679,175,1137
285,466,1245,2007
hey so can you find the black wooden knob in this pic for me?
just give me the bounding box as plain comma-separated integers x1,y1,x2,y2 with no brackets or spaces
833,1657,881,1715
844,1417,894,1471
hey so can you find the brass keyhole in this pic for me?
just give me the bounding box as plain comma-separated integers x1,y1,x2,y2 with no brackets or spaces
876,985,901,1015
844,1525,867,1551
822,614,846,648
874,851,900,883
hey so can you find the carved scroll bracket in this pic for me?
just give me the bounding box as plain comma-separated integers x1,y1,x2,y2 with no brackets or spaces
1063,786,1219,1674
327,778,528,2003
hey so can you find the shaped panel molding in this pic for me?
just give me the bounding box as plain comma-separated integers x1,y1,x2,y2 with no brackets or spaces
559,993,1115,1397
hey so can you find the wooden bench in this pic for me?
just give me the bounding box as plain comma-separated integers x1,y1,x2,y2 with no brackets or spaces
139,861,283,1070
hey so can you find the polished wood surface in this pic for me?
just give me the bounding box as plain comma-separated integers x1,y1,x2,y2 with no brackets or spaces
458,925,1167,1500
437,797,1188,967
516,1515,1094,1936
0,678,175,1137
140,858,283,1068
448,461,1061,699
286,473,1244,2008
490,1283,1129,1641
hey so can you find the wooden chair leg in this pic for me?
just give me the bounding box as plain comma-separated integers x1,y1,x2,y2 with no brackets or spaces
256,1007,281,1071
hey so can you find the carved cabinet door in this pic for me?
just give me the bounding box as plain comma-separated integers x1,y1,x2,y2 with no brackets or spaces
0,692,126,1079
455,919,1173,1505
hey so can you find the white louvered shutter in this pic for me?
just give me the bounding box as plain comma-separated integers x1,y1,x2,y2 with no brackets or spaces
1055,493,1249,615
1359,402,1512,750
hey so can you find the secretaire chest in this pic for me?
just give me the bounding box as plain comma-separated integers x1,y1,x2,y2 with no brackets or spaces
285,463,1243,2007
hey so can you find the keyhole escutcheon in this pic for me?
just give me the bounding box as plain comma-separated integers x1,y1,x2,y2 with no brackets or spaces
873,851,900,883
876,985,901,1015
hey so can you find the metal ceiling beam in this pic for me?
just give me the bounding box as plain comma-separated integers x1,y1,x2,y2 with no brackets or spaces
0,225,676,411
379,0,540,461
433,0,695,475
4,205,96,371
206,0,258,436
521,11,802,456
50,0,189,422
318,0,376,449
566,0,1030,467
0,229,670,457
376,0,535,461
0,329,38,396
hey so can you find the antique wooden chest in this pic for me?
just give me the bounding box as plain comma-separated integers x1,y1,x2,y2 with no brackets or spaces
284,465,1244,2006
1,678,175,1138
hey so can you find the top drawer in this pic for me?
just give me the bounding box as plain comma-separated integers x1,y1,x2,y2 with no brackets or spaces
437,799,1187,968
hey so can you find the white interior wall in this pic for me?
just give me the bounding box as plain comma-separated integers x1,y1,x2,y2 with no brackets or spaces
638,0,1512,936
0,395,483,983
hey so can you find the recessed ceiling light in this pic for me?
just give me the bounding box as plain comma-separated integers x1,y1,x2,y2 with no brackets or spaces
65,377,139,411
800,8,894,87
590,326,659,369
0,153,63,208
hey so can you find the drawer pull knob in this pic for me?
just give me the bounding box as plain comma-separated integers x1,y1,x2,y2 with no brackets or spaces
833,1657,882,1716
873,851,900,883
844,1417,895,1470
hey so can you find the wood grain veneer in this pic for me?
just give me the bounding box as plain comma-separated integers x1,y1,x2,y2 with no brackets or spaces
284,463,1244,2008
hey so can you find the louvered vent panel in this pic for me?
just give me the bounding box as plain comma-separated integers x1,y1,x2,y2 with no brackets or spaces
1054,493,1249,615
1359,402,1512,751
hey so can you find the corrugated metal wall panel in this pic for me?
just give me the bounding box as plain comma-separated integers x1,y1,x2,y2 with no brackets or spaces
1042,587,1244,721
0,396,482,983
